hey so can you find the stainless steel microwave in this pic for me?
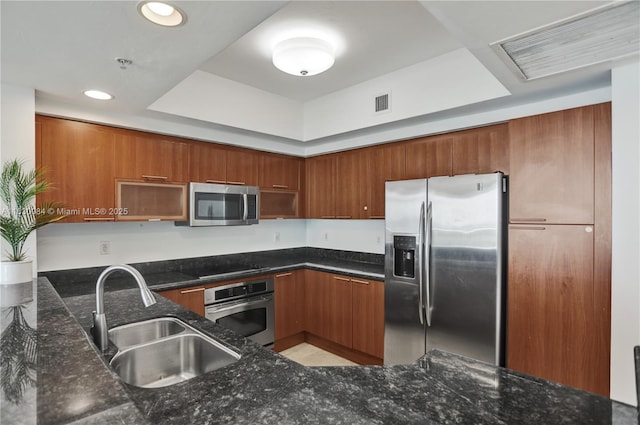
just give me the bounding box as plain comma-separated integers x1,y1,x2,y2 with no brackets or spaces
176,182,259,226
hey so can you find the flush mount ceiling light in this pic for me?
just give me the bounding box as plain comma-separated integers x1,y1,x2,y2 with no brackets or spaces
138,1,185,27
83,90,113,100
272,37,335,77
491,1,640,80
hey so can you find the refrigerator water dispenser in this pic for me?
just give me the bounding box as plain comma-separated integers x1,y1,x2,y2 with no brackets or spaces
393,235,416,278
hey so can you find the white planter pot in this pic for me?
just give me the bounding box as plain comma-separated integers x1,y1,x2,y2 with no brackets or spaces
0,260,33,285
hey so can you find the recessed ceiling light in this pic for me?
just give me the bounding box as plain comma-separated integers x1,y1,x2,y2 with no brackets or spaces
83,90,113,100
272,37,335,77
138,1,185,27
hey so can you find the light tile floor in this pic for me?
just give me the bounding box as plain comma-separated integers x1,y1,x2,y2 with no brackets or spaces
279,343,357,367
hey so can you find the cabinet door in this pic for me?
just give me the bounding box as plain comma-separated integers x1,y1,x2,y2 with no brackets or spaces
158,286,205,316
368,144,406,218
274,271,304,341
452,124,509,175
260,154,301,191
226,149,259,186
189,142,227,184
507,224,603,395
405,135,452,179
335,150,369,219
351,278,384,359
115,132,189,183
305,155,337,219
509,106,594,224
37,117,116,223
304,271,352,347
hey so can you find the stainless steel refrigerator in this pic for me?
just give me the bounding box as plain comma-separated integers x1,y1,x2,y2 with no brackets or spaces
384,173,506,366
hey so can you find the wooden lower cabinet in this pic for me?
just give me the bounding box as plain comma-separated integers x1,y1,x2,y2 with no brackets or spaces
158,286,206,316
274,271,305,350
507,224,607,396
351,278,384,359
304,271,353,347
300,270,383,363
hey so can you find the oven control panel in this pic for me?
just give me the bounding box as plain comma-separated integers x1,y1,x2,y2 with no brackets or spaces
204,278,274,305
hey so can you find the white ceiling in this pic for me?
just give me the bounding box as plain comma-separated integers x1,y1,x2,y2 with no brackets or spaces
1,0,635,148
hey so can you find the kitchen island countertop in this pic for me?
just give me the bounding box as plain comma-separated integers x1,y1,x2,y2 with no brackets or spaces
23,276,637,425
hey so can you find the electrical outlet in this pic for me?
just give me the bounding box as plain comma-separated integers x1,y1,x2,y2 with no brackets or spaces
275,232,280,242
99,241,110,255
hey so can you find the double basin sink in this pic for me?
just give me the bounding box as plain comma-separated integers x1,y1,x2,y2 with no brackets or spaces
108,317,241,388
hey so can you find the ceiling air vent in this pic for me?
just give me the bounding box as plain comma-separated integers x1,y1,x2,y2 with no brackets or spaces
491,1,639,80
375,93,390,113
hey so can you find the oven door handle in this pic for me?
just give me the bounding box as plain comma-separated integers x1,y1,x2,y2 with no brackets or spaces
206,295,272,314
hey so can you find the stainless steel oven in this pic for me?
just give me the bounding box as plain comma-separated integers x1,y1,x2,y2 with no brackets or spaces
204,277,274,347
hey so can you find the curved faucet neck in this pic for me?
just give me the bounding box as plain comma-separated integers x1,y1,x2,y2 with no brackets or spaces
95,264,156,314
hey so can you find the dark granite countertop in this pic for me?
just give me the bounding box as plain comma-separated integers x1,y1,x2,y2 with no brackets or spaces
1,277,632,424
39,247,385,298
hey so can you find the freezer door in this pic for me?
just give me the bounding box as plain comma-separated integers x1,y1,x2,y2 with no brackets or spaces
426,173,505,366
384,179,428,365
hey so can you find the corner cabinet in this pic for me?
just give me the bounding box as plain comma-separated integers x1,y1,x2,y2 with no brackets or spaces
303,270,384,364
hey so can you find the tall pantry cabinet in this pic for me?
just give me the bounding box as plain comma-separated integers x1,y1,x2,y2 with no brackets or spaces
507,103,611,396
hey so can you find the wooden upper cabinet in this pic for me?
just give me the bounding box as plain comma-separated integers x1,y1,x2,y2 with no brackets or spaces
507,224,604,395
305,155,337,219
260,154,301,190
405,135,453,179
368,143,406,218
37,116,116,223
509,105,595,224
226,149,259,186
115,132,189,183
335,149,370,219
452,124,509,176
189,141,227,184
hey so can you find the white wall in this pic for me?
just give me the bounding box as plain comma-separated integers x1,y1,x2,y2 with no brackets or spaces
610,62,640,407
306,220,385,254
36,219,306,271
0,84,37,275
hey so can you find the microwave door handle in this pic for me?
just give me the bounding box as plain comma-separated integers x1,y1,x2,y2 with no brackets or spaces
242,193,248,221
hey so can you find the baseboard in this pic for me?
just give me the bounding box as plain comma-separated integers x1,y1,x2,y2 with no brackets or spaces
273,333,305,352
304,333,383,366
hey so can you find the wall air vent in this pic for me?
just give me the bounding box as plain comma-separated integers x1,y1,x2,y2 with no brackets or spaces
375,93,390,113
491,1,639,80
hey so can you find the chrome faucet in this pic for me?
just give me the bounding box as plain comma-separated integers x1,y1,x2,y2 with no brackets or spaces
90,264,157,352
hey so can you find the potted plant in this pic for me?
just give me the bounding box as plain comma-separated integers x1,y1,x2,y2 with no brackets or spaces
0,159,65,284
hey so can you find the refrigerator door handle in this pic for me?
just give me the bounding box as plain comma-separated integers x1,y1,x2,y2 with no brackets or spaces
417,201,425,326
425,201,433,327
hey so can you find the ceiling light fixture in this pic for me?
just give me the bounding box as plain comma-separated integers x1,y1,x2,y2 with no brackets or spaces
138,1,185,27
83,90,113,100
272,37,335,77
491,1,640,80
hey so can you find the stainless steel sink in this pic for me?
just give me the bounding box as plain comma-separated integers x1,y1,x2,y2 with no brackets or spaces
108,317,187,350
107,317,241,388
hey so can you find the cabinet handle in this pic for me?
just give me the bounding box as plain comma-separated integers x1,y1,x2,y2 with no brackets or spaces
227,181,246,185
351,279,370,285
369,216,385,219
510,226,546,231
275,272,293,278
142,175,168,181
510,218,547,223
272,184,289,189
206,179,226,184
333,276,351,282
336,216,352,219
180,287,205,294
321,216,336,219
83,217,114,222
